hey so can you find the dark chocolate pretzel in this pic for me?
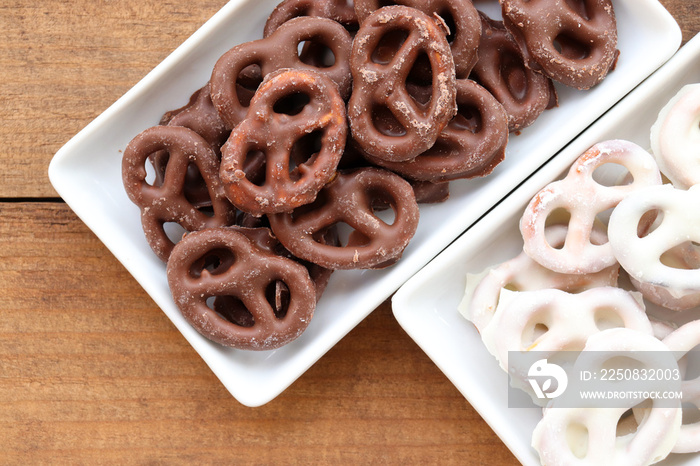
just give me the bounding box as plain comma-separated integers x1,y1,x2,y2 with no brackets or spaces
122,125,237,262
268,167,420,270
361,79,509,182
263,0,358,36
470,12,556,132
166,227,316,350
210,16,353,128
348,5,457,163
353,0,481,78
501,0,617,90
219,68,347,216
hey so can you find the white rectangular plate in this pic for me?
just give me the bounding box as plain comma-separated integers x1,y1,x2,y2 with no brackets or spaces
393,33,700,465
49,0,680,407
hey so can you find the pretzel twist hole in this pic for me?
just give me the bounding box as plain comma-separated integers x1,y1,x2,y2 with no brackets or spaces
501,51,530,102
189,247,237,279
212,296,255,327
371,28,410,65
297,38,337,68
236,64,264,108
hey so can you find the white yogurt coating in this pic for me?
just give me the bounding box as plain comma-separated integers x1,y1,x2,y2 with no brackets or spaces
608,184,700,310
650,84,700,189
532,328,682,466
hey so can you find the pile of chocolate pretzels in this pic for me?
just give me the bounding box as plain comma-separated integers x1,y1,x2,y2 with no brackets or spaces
121,0,618,350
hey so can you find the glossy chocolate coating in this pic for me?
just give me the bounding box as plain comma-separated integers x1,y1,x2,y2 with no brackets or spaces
268,167,420,269
264,0,358,36
361,78,509,182
122,125,236,262
149,83,231,209
354,0,481,78
159,83,230,153
166,227,316,350
348,6,457,162
219,68,347,216
501,0,618,90
210,16,353,128
231,226,337,301
469,12,555,132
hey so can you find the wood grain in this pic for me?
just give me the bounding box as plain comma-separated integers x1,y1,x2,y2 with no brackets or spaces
660,0,700,44
1,0,698,464
0,202,515,464
1,0,228,198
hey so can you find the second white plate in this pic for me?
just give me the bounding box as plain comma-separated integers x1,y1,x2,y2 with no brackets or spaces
393,33,700,465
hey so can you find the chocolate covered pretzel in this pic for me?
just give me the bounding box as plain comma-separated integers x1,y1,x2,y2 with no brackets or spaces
335,139,453,202
210,16,353,128
480,287,652,406
353,0,481,79
361,79,508,182
501,0,618,90
268,167,420,269
470,13,556,132
122,125,237,262
149,83,231,209
662,320,700,453
159,83,230,153
482,287,651,369
460,224,619,333
348,5,457,162
650,84,700,189
166,227,316,350
263,0,358,36
410,179,450,203
219,68,347,216
241,226,337,300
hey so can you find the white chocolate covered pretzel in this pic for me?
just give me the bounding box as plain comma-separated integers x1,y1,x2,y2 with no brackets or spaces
649,316,677,340
650,84,700,189
608,184,700,311
520,140,662,274
532,328,682,466
459,226,619,332
480,287,652,373
663,320,700,453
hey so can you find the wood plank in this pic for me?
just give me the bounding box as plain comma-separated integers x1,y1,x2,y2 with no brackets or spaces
0,202,517,464
659,0,700,44
0,0,228,198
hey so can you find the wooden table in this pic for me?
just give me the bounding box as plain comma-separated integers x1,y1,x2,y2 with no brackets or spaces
2,1,698,463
